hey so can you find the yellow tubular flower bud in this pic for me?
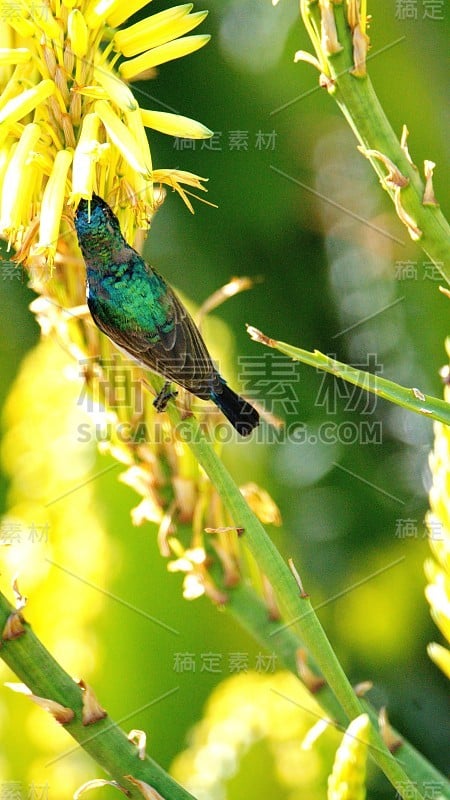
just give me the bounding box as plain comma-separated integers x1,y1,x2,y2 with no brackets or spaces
71,112,102,201
0,26,14,86
94,67,138,112
328,714,370,800
141,108,212,139
33,5,61,41
0,49,32,66
115,4,192,56
34,149,73,267
0,79,55,128
426,370,450,679
4,17,35,38
68,10,89,58
0,12,13,46
84,0,118,30
125,108,153,207
427,643,450,679
119,34,211,81
425,582,450,641
0,146,9,188
107,0,157,29
95,100,151,177
125,108,152,169
114,5,207,58
76,85,108,100
0,123,41,238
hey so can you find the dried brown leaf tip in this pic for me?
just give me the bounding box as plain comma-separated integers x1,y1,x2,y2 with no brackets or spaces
319,0,343,56
128,728,147,760
246,325,276,348
125,776,165,799
358,148,409,189
393,189,422,241
400,125,415,167
289,558,309,599
422,160,439,207
378,707,403,753
2,577,28,640
350,23,369,76
5,682,75,724
74,779,129,798
78,679,107,725
347,0,370,76
12,576,27,611
296,648,326,693
2,612,25,641
358,147,423,239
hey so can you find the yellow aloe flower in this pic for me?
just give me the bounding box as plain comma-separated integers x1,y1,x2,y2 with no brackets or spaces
425,338,450,678
0,0,212,267
327,714,371,800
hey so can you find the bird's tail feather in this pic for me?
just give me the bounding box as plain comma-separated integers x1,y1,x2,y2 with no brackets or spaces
211,381,259,437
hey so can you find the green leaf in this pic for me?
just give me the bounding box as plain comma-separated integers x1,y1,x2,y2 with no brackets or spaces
247,326,450,426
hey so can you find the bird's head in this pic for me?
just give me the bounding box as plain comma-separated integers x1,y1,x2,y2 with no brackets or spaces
74,194,123,254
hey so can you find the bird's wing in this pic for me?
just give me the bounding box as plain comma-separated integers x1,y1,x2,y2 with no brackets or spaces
89,270,218,397
141,283,219,397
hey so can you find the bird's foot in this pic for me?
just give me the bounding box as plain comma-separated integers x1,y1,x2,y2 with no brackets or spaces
153,382,178,412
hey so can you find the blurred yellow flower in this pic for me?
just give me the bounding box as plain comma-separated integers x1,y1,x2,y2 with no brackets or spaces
327,714,370,800
0,338,111,793
171,671,339,799
425,338,450,679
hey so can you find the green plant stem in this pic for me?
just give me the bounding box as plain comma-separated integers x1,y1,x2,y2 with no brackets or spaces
0,592,196,800
246,326,450,425
165,399,444,800
227,582,450,799
301,2,450,282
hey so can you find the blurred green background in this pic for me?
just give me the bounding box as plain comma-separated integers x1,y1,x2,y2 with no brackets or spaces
0,1,448,797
